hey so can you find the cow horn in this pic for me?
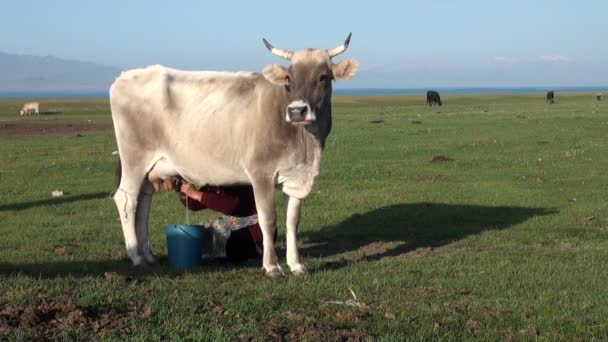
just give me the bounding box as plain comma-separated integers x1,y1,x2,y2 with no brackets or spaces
327,32,352,58
262,38,293,60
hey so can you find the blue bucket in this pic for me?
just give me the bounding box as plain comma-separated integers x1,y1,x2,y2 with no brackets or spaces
165,224,203,269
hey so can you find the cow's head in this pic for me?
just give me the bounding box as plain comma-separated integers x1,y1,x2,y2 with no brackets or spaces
261,33,359,128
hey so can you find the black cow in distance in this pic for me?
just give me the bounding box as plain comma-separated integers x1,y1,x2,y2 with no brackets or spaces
427,90,442,106
546,90,555,104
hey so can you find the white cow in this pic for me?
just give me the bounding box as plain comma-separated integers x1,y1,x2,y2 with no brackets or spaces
19,102,40,116
110,34,359,277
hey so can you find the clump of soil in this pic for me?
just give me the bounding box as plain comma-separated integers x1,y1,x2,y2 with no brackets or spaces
0,297,152,339
431,155,454,163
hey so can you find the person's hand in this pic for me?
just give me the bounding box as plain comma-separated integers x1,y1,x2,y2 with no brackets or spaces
180,181,201,200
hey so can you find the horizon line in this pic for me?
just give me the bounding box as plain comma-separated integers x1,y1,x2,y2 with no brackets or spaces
0,85,606,99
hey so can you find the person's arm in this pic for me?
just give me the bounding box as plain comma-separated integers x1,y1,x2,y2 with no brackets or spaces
200,187,241,215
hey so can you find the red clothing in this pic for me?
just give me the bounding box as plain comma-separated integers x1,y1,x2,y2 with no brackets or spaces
178,184,265,261
179,185,256,217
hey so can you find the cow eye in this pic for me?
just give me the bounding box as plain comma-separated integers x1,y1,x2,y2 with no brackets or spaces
284,75,291,92
319,74,329,82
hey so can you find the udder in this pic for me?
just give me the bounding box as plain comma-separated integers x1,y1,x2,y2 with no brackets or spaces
147,158,178,192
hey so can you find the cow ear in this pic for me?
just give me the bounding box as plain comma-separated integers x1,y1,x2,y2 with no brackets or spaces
262,64,288,85
332,58,360,80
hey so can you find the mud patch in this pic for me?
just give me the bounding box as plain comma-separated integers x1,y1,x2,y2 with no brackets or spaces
0,121,114,138
431,155,455,163
0,297,152,339
368,120,384,124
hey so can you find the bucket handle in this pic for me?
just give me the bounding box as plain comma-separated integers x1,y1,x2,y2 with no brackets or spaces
175,225,200,240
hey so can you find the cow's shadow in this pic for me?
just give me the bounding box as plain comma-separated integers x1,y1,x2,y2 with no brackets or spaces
0,256,258,279
1,202,556,278
297,202,556,270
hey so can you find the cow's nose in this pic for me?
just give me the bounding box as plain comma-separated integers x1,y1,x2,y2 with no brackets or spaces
287,105,308,116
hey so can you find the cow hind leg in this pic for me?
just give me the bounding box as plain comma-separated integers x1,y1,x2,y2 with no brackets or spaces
136,181,157,264
250,175,283,278
114,167,147,265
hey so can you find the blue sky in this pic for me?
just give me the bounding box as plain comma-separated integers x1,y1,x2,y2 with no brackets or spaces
2,0,607,88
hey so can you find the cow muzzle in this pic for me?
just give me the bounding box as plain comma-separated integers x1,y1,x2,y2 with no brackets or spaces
286,100,316,124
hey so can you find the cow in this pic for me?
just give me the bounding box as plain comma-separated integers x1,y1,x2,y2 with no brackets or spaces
597,94,603,101
426,90,442,106
110,34,359,278
546,90,555,104
19,102,40,115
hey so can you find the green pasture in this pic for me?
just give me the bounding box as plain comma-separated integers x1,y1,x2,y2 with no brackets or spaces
1,92,607,340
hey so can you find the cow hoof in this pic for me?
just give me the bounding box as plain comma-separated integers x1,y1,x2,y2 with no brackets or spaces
143,253,157,264
130,255,145,266
265,266,284,279
290,264,308,276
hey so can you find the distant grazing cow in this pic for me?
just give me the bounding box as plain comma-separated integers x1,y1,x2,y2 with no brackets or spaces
426,90,442,106
110,33,359,277
19,102,40,115
597,94,603,101
546,90,555,104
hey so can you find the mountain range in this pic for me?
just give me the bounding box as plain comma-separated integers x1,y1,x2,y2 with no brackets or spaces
0,51,121,92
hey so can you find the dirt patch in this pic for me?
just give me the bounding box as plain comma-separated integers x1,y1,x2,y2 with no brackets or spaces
582,216,596,225
413,174,449,181
260,309,369,341
368,120,384,124
0,297,153,339
431,155,455,163
358,241,407,257
478,138,497,145
53,247,69,256
0,121,114,138
410,120,422,124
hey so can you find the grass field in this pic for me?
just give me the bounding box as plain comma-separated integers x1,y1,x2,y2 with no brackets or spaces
1,92,608,340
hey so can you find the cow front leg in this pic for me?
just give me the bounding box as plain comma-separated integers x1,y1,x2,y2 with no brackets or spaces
250,177,282,278
284,194,306,276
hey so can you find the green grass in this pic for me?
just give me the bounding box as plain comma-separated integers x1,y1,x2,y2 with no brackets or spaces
1,92,608,340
